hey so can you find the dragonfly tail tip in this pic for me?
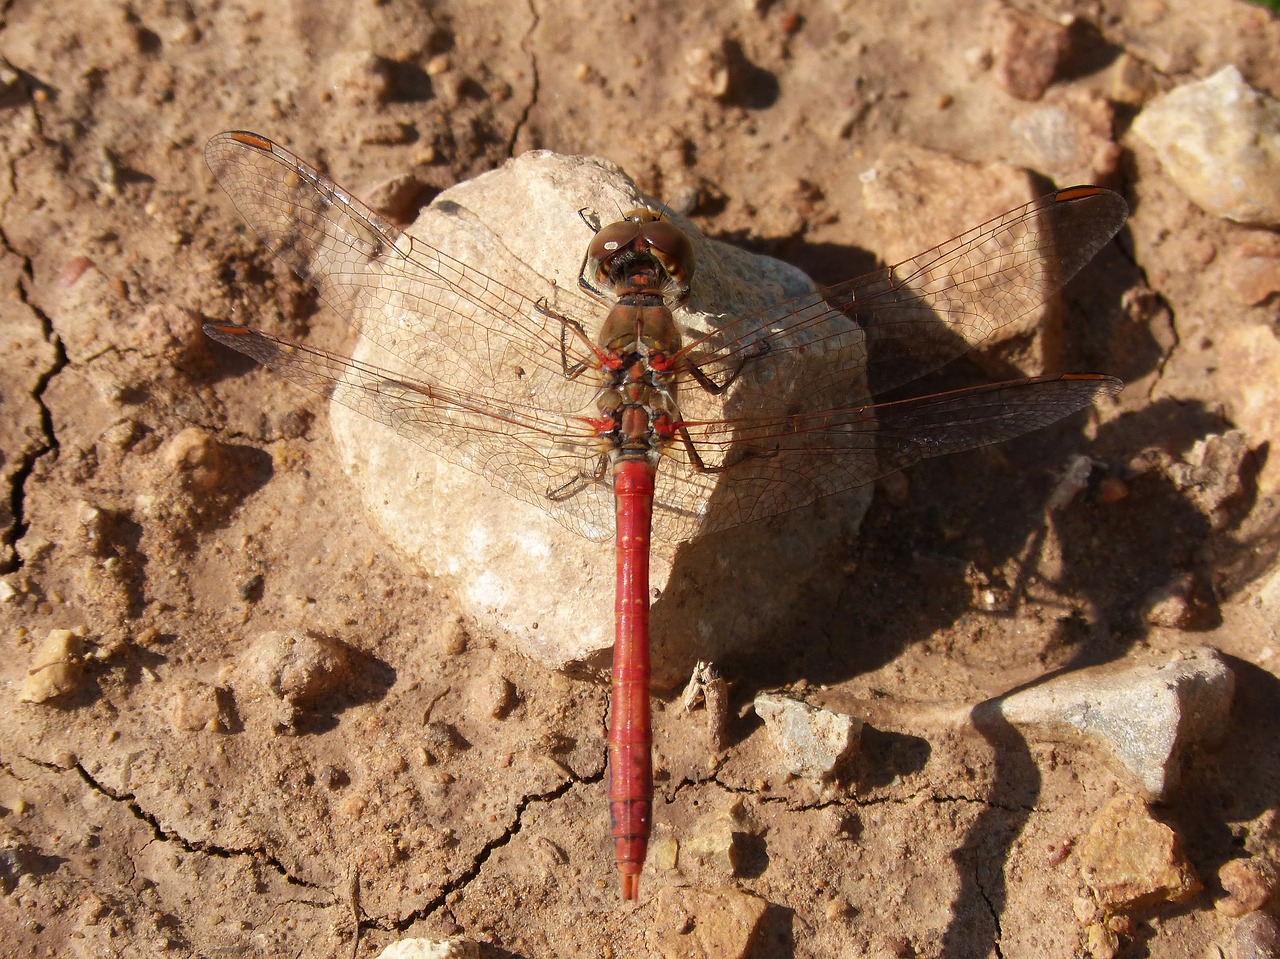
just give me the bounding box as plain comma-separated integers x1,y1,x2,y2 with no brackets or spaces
619,870,641,901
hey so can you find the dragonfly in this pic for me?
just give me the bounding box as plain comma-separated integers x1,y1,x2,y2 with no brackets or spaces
203,130,1126,900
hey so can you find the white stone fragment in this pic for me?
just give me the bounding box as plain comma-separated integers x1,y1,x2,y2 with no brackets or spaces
753,692,863,779
982,646,1234,799
375,937,479,959
1132,65,1280,227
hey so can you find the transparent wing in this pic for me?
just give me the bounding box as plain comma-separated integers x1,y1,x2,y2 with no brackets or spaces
205,131,606,410
203,323,617,541
206,131,1125,546
675,187,1128,407
646,373,1121,543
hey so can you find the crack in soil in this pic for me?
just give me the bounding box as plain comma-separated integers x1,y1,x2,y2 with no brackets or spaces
373,769,582,933
670,766,1038,817
26,756,326,891
0,223,66,575
974,863,1005,959
505,0,541,158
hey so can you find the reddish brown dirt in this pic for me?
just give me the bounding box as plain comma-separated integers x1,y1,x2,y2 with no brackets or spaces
2,1,1279,957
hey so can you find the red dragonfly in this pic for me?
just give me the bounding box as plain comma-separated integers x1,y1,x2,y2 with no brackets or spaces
204,131,1126,900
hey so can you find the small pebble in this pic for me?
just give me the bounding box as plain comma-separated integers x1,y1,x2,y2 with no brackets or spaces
1217,856,1279,917
1132,66,1280,227
685,800,753,876
482,674,516,719
754,692,862,779
1142,572,1216,630
684,43,733,100
59,256,97,286
329,50,394,107
245,630,355,719
1077,794,1202,911
1097,476,1129,504
991,7,1071,101
19,629,86,704
162,428,230,493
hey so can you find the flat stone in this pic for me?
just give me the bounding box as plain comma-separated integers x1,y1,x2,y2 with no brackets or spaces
1132,66,1280,227
650,886,768,959
753,692,863,779
330,151,872,676
1078,793,1202,911
982,646,1234,799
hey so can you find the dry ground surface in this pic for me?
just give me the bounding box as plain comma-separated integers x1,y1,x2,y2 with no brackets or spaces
2,0,1279,957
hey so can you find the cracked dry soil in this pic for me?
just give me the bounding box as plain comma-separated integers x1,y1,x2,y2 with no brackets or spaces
2,0,1280,957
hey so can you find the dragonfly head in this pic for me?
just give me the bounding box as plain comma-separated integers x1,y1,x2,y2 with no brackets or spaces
585,209,695,304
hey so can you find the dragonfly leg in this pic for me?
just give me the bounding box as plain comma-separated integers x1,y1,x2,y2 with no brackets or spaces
546,453,609,501
533,299,597,379
677,425,778,474
685,339,772,395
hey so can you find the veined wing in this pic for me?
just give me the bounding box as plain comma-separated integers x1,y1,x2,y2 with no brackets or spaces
206,131,607,412
204,323,616,542
674,187,1128,405
648,373,1123,544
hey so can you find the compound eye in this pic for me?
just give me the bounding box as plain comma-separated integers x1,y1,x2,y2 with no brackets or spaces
639,219,695,284
587,220,643,264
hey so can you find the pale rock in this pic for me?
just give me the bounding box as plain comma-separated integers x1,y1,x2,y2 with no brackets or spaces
685,799,755,876
1217,325,1280,494
19,629,86,704
1132,66,1280,227
753,692,862,779
1078,793,1202,910
981,646,1234,799
330,151,872,676
1011,90,1122,186
375,938,478,959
